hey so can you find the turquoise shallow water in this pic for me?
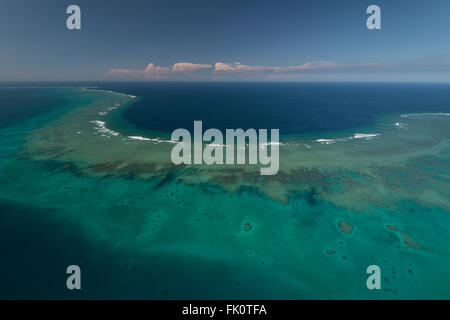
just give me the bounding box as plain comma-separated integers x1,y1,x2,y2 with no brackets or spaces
0,85,449,299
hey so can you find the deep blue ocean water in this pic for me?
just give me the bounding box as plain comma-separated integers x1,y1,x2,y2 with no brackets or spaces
98,82,450,136
0,88,68,129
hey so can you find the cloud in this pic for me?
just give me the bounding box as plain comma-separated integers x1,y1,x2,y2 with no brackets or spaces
211,61,390,80
107,63,170,79
213,61,339,73
281,61,338,72
106,60,391,80
214,62,279,72
172,62,211,72
213,61,380,74
144,63,170,73
107,62,211,79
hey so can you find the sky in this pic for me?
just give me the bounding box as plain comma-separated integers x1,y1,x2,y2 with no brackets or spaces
1,0,450,81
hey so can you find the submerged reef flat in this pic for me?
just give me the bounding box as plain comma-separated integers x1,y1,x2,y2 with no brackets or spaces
21,88,450,211
2,87,449,299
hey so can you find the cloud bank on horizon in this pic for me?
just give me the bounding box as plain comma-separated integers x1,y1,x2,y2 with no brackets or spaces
106,61,386,81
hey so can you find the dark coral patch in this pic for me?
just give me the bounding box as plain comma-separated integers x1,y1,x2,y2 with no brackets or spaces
338,220,353,234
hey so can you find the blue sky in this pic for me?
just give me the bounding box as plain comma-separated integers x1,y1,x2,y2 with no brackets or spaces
1,0,450,81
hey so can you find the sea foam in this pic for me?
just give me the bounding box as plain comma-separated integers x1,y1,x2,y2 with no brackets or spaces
91,120,120,137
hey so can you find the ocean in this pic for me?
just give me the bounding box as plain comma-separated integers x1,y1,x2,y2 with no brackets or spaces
0,82,449,299
101,82,450,136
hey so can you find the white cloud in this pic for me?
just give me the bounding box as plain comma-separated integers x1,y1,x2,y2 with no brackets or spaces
214,61,342,73
214,62,279,72
107,62,209,79
107,60,386,80
282,61,337,72
107,63,170,79
172,62,211,72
